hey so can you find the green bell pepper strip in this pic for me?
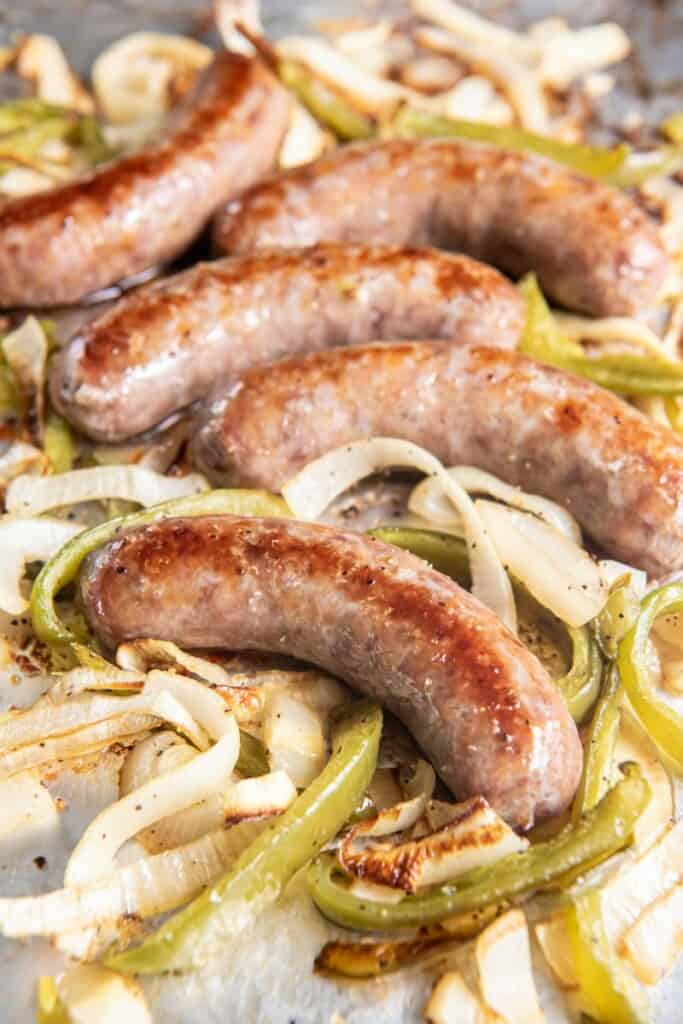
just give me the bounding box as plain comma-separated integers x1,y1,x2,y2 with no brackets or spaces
595,578,642,660
388,106,629,180
368,526,601,723
567,886,650,1024
618,582,683,772
307,763,648,932
572,665,621,824
236,730,269,778
278,59,375,141
519,274,683,396
30,489,290,661
105,700,382,974
43,412,77,475
36,977,70,1024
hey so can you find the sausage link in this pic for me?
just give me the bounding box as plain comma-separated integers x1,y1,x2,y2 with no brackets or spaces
0,53,290,308
81,515,582,828
213,138,669,317
192,342,683,577
49,245,524,442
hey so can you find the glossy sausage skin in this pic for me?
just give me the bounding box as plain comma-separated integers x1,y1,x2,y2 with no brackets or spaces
81,515,582,828
49,244,525,442
0,53,290,308
213,138,669,317
193,342,683,577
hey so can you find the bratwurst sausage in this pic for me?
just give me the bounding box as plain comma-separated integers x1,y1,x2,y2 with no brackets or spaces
0,52,290,308
49,244,524,441
81,514,582,828
192,342,683,577
213,138,669,317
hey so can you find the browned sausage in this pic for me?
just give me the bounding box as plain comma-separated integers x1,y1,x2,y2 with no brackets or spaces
49,244,524,442
0,53,290,308
192,341,683,577
213,138,669,317
80,515,582,828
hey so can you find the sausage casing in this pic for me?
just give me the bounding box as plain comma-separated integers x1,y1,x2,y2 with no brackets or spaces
49,245,524,441
80,514,582,828
213,138,669,317
193,341,683,577
0,53,290,308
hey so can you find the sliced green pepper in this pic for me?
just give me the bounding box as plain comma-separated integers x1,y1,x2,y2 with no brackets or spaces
36,976,70,1024
278,59,375,141
388,106,629,180
43,412,77,475
368,526,601,723
30,489,290,660
567,886,650,1024
308,764,648,932
236,730,269,778
595,578,642,660
571,666,621,830
618,582,683,772
106,700,382,974
519,275,683,396
0,99,70,134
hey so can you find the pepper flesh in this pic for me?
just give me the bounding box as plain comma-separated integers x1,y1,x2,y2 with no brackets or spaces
30,489,290,659
278,59,375,141
572,665,621,823
388,106,629,180
43,412,76,475
368,526,601,722
236,730,269,778
105,700,382,974
618,582,683,772
567,887,650,1024
307,764,648,932
519,275,683,396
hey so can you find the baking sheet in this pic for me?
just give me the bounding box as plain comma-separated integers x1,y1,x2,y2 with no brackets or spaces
0,1,682,1021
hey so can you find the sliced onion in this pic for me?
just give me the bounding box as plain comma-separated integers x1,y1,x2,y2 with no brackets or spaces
276,35,408,114
92,32,212,123
0,768,57,839
408,466,581,542
339,794,527,892
64,718,239,886
0,715,156,777
6,465,208,517
222,770,296,823
0,516,83,615
16,35,94,113
279,102,330,169
0,441,47,487
116,639,232,686
476,499,606,627
475,910,544,1024
263,691,327,787
1,822,265,938
142,670,234,740
50,665,144,701
282,438,516,632
424,970,495,1024
0,689,206,756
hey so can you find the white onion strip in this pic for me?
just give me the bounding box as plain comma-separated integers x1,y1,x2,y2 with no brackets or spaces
282,438,516,632
6,465,208,517
0,516,83,615
476,500,606,627
408,466,581,542
0,822,265,938
65,716,239,887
